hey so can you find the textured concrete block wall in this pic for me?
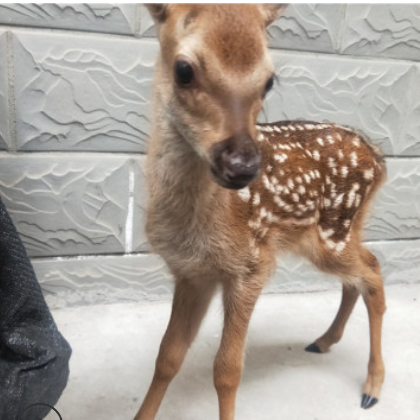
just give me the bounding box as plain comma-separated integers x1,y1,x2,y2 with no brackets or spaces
0,4,419,308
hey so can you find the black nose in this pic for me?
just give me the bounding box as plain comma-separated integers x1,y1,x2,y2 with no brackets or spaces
211,134,261,189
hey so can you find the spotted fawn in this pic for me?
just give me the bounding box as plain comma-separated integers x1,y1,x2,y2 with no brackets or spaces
135,5,387,420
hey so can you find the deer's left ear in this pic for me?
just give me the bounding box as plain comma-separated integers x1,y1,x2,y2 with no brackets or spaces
259,4,288,27
145,4,169,24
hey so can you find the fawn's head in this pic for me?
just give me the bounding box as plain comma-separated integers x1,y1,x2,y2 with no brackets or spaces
147,4,287,189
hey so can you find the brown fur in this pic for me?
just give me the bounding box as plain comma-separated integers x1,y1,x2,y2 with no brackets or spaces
135,5,387,420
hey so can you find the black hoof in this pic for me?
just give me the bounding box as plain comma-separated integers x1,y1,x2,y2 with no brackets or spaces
305,342,322,353
361,393,378,409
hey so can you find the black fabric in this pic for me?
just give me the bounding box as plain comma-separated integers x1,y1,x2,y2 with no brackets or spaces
0,196,71,419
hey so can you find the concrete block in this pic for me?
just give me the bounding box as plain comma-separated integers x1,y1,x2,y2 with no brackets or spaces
340,5,420,62
0,31,9,149
0,154,137,257
268,4,344,54
263,51,419,156
35,254,172,308
365,159,420,240
407,63,420,154
13,31,158,152
35,239,420,308
139,5,156,38
267,239,420,295
0,3,139,35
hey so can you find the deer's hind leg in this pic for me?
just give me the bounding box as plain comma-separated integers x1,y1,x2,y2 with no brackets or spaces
304,236,386,409
305,283,360,354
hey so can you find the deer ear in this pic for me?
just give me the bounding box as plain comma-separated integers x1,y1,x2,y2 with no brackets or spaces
259,4,288,27
145,4,169,24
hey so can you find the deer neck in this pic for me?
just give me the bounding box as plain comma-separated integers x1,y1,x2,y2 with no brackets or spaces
146,115,226,220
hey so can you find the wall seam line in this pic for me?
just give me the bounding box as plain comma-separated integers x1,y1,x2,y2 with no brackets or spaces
6,30,17,153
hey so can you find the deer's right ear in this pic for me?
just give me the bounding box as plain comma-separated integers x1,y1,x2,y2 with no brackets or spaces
145,4,169,24
259,4,288,27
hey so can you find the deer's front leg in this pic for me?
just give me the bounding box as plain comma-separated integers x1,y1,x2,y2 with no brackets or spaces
214,279,264,420
134,277,216,420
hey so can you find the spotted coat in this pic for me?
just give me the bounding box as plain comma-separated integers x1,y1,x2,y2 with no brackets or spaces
236,121,386,255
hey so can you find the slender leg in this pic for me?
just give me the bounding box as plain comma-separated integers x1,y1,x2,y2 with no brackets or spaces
306,284,360,353
134,278,216,420
305,244,386,409
214,281,264,420
360,274,386,409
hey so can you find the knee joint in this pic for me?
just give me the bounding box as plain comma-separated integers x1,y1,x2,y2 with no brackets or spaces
213,356,243,392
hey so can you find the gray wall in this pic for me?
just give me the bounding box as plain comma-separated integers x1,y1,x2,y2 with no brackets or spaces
0,4,419,308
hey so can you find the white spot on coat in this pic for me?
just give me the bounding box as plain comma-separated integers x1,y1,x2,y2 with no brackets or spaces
364,168,374,180
333,193,345,208
336,241,346,252
238,187,251,202
350,151,358,167
274,153,288,163
253,192,261,206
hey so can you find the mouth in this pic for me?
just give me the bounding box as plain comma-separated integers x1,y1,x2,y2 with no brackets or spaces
210,165,260,190
209,132,262,190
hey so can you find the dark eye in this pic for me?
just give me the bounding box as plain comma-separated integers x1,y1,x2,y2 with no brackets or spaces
264,76,274,94
175,60,194,86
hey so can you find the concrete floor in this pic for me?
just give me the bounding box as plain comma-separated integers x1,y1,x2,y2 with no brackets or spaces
47,283,420,420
